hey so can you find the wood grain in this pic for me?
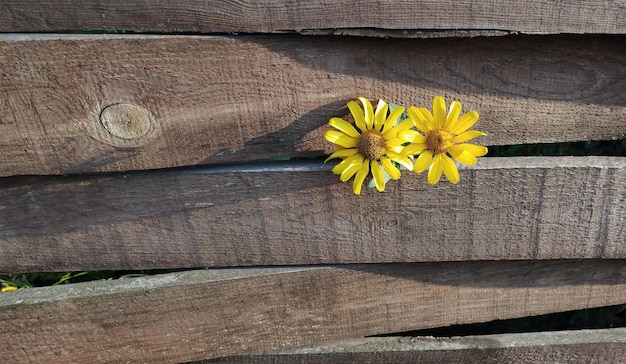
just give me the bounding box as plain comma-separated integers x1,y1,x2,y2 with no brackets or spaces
1,157,624,273
208,329,626,363
1,261,625,363
1,34,625,176
1,0,626,35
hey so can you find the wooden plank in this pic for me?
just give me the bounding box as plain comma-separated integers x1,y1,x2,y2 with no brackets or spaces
207,329,626,363
1,34,625,177
1,261,625,363
1,157,624,273
1,0,626,35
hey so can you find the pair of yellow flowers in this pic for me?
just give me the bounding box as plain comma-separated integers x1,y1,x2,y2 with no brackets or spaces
325,96,488,195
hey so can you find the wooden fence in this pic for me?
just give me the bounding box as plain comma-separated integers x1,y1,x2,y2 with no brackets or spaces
1,1,625,363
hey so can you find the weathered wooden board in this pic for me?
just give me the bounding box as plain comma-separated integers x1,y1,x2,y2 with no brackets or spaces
208,328,626,364
1,157,624,273
1,261,625,363
1,34,625,176
1,0,626,35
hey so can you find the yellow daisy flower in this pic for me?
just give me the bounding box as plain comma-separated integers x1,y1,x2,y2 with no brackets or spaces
325,97,414,195
1,285,17,292
401,96,488,185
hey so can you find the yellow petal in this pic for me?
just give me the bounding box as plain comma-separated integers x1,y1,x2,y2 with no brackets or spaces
449,111,479,135
456,143,488,157
413,150,432,173
329,117,360,138
398,130,426,144
359,97,374,130
398,156,414,171
440,154,460,184
402,143,427,156
381,105,405,134
448,147,477,165
432,96,446,129
340,156,365,182
325,130,358,148
444,100,462,131
374,99,389,131
352,160,370,195
386,137,406,153
452,130,487,143
428,154,444,185
324,148,358,162
387,151,413,171
331,159,349,175
331,154,362,174
407,106,434,133
381,157,401,180
384,118,414,140
371,161,385,192
347,100,367,132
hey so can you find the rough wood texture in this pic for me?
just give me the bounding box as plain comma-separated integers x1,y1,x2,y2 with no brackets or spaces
2,261,625,363
207,329,626,363
1,34,625,176
1,0,626,35
1,157,624,273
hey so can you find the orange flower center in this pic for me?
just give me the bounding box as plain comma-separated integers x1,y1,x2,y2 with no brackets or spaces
427,129,453,155
357,130,386,160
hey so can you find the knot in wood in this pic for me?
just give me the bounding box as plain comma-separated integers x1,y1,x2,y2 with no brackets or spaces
100,103,152,140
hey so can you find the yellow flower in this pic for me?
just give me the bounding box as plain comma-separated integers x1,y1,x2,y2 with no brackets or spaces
401,96,488,185
325,97,414,195
1,285,17,292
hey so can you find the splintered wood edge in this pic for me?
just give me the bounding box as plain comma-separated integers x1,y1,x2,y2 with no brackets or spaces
260,328,626,353
0,31,511,41
1,261,625,363
207,329,626,363
0,266,315,304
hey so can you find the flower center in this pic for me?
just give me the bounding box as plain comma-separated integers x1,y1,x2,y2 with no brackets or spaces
357,130,386,160
427,129,454,155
